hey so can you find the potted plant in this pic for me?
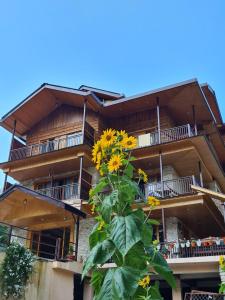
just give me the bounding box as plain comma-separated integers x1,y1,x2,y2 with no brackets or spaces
191,239,197,248
216,237,221,246
208,239,213,246
186,240,190,248
67,245,75,261
180,240,186,248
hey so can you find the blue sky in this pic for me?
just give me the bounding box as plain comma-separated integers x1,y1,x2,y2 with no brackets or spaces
0,0,225,186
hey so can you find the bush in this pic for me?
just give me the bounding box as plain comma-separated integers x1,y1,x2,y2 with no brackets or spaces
0,242,35,299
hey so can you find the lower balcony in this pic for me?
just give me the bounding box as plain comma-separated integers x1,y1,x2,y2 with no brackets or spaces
158,237,225,259
145,176,197,199
37,183,79,201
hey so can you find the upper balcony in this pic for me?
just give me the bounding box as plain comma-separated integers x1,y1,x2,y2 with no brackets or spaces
0,122,95,182
136,124,194,149
9,122,94,162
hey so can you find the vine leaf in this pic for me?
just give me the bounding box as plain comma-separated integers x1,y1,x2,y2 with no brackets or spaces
110,212,142,257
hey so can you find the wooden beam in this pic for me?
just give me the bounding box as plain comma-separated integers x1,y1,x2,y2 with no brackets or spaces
191,185,225,202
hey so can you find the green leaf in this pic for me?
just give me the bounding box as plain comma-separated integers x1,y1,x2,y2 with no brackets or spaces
148,219,160,226
110,212,142,257
147,247,176,288
141,222,153,247
82,240,115,279
89,225,107,249
101,191,118,223
96,267,140,300
124,163,134,178
149,282,164,300
91,270,106,296
124,242,147,270
94,179,109,194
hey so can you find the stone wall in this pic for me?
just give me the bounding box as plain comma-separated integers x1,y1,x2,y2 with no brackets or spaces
77,218,96,262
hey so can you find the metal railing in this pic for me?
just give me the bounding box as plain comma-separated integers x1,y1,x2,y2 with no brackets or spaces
9,122,95,161
184,291,225,300
37,183,79,201
158,240,225,259
0,222,77,261
137,124,194,148
146,176,196,199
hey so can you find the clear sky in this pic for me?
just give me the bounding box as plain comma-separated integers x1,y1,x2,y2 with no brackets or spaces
0,0,225,186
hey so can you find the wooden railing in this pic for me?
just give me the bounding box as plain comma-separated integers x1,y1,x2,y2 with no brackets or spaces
37,183,79,201
145,176,196,199
9,122,94,161
137,124,194,148
158,239,225,259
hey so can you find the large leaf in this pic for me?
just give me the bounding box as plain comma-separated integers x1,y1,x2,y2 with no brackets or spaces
147,247,176,288
101,191,118,223
142,222,153,247
82,240,115,279
124,242,147,270
93,179,109,194
110,213,142,256
91,270,106,296
96,267,140,300
89,226,107,250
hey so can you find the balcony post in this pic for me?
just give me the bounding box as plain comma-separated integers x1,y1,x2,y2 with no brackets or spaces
198,161,204,187
161,208,167,242
156,97,161,144
192,105,198,136
75,216,80,261
82,99,87,144
159,151,164,198
3,119,17,191
78,156,83,199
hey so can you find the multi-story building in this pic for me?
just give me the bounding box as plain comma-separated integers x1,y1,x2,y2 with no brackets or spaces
0,79,225,300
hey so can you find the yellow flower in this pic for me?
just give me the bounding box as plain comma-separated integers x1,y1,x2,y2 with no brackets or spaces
108,154,122,172
138,168,148,183
121,136,137,149
97,220,105,231
92,141,102,163
153,239,159,246
147,196,160,207
89,188,95,198
219,256,225,266
138,275,150,288
91,204,96,214
117,130,128,142
100,129,116,148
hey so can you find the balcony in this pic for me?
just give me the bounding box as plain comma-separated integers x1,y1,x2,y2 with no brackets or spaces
37,183,79,201
145,176,196,199
158,237,225,259
9,122,94,161
137,124,194,148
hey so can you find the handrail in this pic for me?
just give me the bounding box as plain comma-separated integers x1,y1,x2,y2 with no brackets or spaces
146,176,196,199
36,183,79,201
9,122,95,161
158,239,225,260
137,124,194,148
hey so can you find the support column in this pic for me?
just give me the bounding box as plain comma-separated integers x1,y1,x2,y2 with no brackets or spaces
78,156,83,199
159,151,163,197
172,276,182,300
82,99,87,143
192,105,197,136
156,97,161,144
75,216,80,261
3,119,17,191
198,161,203,187
161,208,166,242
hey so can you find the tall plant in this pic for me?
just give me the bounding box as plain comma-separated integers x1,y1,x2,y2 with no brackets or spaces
82,129,175,299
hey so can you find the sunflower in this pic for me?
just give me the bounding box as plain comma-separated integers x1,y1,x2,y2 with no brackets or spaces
147,196,160,207
108,154,122,172
138,275,150,288
91,203,96,214
100,129,116,148
117,130,128,142
92,140,102,163
97,220,105,231
138,168,148,183
220,256,225,267
121,136,137,149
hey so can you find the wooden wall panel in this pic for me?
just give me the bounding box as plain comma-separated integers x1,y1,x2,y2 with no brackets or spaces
26,105,100,145
108,107,175,134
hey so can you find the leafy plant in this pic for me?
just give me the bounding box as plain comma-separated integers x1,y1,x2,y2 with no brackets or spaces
0,225,9,250
0,242,35,299
82,129,176,299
